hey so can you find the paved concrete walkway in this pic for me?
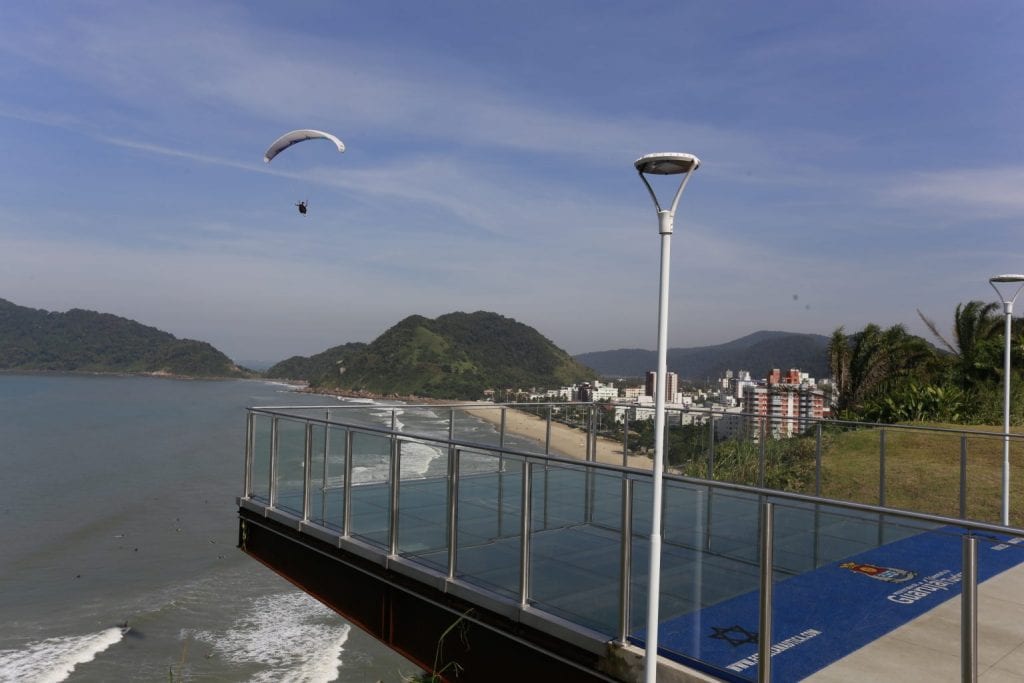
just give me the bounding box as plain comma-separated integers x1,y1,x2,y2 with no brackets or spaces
808,562,1024,682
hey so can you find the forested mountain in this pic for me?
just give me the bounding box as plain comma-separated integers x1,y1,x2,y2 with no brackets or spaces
575,330,831,381
264,342,367,382
292,311,594,399
0,298,248,377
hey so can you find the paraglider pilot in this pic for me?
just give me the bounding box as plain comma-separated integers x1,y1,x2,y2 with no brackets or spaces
296,201,307,215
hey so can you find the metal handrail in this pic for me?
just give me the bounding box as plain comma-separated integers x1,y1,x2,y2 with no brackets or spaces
250,401,1024,441
247,408,1024,535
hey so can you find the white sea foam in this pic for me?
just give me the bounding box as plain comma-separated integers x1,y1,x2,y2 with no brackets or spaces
0,627,125,683
190,592,349,683
400,441,442,477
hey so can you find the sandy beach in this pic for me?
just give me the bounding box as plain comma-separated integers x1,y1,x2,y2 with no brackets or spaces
460,404,652,470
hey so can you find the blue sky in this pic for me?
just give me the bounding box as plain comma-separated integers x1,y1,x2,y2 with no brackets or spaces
2,1,1023,364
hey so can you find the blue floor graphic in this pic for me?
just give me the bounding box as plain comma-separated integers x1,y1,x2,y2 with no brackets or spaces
634,527,1024,681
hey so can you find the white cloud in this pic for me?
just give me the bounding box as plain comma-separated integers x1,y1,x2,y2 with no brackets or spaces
885,167,1024,218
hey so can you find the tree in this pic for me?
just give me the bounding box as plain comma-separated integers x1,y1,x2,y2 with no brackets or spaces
918,300,1002,390
828,324,935,415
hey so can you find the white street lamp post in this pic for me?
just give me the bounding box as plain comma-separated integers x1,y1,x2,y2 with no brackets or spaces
635,152,700,683
989,274,1024,526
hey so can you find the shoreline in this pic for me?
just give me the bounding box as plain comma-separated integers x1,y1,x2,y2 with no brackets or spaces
295,385,652,470
459,404,652,469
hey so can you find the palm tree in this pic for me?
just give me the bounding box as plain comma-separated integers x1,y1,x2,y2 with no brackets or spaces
829,323,935,414
917,300,1002,389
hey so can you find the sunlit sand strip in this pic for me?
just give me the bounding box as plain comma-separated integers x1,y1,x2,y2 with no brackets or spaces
459,404,652,469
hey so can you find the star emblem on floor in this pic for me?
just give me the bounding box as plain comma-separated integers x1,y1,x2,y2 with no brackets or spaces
709,625,758,646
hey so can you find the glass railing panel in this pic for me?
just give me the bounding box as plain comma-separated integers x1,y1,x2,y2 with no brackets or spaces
628,471,654,639
818,422,885,506
249,413,273,503
306,423,327,524
348,431,392,548
452,405,504,448
530,462,586,532
589,467,627,531
880,426,964,517
528,464,623,636
453,450,523,600
397,438,450,571
960,431,1024,526
307,425,347,530
974,532,1024,678
963,431,1003,524
274,418,307,516
627,483,762,672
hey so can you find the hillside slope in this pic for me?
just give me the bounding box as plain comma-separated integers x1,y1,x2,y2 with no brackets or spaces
306,311,594,399
575,330,831,380
0,298,248,377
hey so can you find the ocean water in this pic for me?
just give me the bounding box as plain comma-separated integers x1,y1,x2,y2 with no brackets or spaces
0,374,510,683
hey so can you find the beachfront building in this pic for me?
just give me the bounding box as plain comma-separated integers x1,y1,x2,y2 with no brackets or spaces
645,370,680,404
622,386,644,400
742,368,826,439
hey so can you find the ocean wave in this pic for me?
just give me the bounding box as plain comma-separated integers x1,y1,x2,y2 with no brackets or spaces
400,441,443,478
0,627,125,683
190,592,349,683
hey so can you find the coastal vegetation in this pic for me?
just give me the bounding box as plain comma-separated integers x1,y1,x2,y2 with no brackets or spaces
264,342,367,382
829,301,1023,426
0,298,249,378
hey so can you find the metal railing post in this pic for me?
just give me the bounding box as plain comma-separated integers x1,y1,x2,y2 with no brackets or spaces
321,412,330,524
962,534,978,683
758,501,774,683
546,405,552,455
269,417,279,507
815,422,823,497
708,413,715,479
623,412,630,467
243,411,254,498
588,404,596,461
302,422,313,522
960,434,968,519
342,429,354,537
618,477,633,643
879,428,887,507
389,440,401,556
705,487,714,553
447,447,460,580
519,460,533,607
759,418,767,487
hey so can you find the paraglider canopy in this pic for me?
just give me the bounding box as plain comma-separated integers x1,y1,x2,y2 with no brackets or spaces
263,129,345,163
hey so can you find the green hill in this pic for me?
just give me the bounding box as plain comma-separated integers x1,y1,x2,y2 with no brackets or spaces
264,342,367,382
0,298,248,378
301,311,594,400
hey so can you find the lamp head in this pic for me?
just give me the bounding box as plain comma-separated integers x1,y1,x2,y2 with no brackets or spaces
635,152,701,175
989,274,1024,308
990,274,1024,284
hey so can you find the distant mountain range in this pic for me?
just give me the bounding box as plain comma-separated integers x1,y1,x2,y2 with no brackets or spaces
574,330,831,381
0,298,249,378
0,296,832,391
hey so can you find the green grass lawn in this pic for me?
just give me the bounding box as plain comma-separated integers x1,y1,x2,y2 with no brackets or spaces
818,423,1024,527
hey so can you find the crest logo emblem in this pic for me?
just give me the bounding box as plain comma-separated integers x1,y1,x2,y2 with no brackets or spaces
840,561,916,583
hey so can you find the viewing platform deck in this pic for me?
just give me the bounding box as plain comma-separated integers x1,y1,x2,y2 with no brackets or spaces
237,403,1024,682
